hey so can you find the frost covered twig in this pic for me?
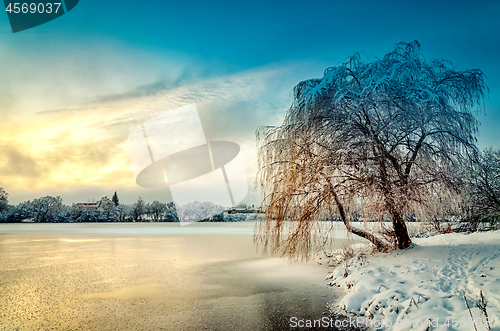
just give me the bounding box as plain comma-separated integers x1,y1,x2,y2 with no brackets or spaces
475,290,491,330
463,290,479,331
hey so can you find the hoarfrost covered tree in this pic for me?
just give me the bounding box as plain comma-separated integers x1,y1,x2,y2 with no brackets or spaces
116,204,130,222
175,201,226,223
30,196,64,223
256,41,488,256
467,149,500,227
4,201,32,223
131,196,145,222
0,188,8,214
112,191,120,207
0,205,16,222
147,200,167,222
98,196,118,222
71,203,98,222
164,202,179,222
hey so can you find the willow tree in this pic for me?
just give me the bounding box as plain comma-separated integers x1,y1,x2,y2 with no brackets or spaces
256,41,488,257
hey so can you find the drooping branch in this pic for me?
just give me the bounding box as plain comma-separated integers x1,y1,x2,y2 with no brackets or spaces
256,41,488,258
330,186,388,251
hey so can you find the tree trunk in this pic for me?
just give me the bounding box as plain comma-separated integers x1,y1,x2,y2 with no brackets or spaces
389,207,412,249
381,187,412,249
378,154,412,249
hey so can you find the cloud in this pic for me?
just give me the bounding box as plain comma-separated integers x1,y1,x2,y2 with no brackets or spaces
0,60,321,204
0,147,42,178
0,38,197,119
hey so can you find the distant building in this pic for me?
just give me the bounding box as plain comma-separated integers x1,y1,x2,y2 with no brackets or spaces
225,207,262,214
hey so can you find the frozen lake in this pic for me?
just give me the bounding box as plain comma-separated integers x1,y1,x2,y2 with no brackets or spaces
0,223,355,330
0,221,356,238
0,222,257,236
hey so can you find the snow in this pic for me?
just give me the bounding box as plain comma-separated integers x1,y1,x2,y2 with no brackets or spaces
328,231,500,330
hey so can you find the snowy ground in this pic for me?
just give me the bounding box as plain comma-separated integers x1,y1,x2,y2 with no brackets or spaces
328,230,500,331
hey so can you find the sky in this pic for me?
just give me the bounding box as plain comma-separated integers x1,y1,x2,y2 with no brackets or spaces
0,0,499,205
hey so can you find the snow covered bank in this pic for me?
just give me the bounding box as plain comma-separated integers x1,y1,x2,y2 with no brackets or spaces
328,231,500,330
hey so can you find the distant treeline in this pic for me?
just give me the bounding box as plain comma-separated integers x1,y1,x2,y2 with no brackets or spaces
0,194,182,223
0,190,259,223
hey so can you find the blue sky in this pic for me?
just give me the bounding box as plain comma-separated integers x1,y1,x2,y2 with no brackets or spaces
1,0,499,204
